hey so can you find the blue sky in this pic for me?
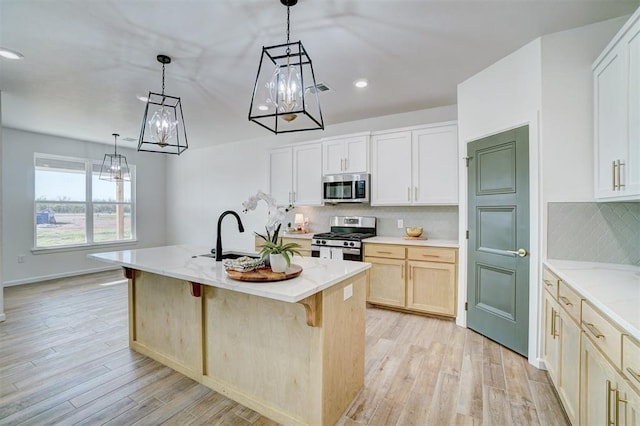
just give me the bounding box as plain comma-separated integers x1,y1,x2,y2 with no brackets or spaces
35,170,131,202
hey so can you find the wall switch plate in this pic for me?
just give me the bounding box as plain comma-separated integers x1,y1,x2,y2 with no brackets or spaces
397,219,404,228
343,284,353,301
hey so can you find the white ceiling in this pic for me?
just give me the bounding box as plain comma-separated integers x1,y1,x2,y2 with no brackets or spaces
1,0,638,150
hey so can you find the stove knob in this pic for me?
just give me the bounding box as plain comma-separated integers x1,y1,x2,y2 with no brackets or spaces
350,242,355,247
321,240,326,245
343,242,348,247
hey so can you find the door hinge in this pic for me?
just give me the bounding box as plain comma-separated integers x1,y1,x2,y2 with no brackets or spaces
465,302,468,311
465,230,469,239
463,156,472,167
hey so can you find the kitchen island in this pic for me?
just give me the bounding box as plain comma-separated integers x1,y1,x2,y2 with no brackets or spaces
90,245,370,426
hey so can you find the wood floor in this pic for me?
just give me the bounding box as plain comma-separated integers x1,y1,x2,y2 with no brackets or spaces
0,270,567,425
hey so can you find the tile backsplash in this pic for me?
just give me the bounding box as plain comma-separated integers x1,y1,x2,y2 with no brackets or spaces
547,202,640,265
289,205,459,240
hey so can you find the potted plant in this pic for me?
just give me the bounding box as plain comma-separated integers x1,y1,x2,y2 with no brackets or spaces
257,240,302,273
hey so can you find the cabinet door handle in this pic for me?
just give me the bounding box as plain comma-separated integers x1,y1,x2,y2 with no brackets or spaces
618,160,625,189
543,279,554,287
414,187,418,201
407,187,411,201
409,265,412,280
292,191,296,203
550,307,557,338
607,380,614,426
582,321,604,339
559,296,573,306
344,158,348,171
627,367,640,384
401,264,404,279
613,160,617,190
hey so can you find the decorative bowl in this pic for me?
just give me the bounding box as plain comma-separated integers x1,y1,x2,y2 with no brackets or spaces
405,227,423,237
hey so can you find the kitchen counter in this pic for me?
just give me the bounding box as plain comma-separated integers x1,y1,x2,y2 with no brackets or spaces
90,244,369,425
281,232,315,240
364,236,459,248
544,259,640,341
89,244,369,303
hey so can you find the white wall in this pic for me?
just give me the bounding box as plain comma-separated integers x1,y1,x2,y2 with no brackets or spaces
0,93,4,320
456,16,627,368
165,105,458,252
457,38,543,366
1,128,168,286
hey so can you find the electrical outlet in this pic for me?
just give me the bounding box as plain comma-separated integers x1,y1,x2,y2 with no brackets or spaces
397,219,404,229
343,284,353,301
18,255,25,263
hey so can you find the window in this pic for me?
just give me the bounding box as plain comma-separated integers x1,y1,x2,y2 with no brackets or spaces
34,154,135,249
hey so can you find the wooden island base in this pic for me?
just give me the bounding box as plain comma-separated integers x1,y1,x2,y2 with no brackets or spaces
125,269,367,426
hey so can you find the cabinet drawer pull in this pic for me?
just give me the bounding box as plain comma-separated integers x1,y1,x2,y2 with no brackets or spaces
582,321,604,339
559,296,573,306
543,279,554,287
627,367,640,384
377,251,393,255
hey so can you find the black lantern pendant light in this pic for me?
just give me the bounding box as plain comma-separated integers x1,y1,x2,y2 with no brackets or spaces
138,54,188,155
248,0,324,134
100,133,131,182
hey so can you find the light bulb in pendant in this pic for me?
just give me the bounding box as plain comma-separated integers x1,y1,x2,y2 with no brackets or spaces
267,63,302,122
148,107,178,148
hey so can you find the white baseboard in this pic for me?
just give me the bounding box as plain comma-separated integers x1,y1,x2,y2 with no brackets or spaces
2,265,121,287
0,313,6,322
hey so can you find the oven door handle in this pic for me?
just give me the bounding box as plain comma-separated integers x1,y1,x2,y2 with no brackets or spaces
342,248,360,255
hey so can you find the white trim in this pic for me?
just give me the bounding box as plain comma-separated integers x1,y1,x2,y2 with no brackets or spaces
31,239,138,254
2,265,120,287
457,119,542,368
0,313,5,322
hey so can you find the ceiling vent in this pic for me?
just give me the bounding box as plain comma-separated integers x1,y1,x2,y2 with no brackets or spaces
307,82,331,94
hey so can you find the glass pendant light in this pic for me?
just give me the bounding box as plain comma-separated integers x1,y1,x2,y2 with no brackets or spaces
138,54,188,155
100,133,131,181
248,0,324,134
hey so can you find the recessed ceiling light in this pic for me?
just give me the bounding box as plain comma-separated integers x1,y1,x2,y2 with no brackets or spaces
258,105,269,111
354,79,369,89
136,94,149,102
0,47,24,60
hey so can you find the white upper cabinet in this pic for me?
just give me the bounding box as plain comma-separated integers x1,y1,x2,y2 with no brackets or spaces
268,147,293,206
593,8,640,201
322,133,369,175
268,142,323,206
371,122,458,206
412,125,459,204
292,143,323,206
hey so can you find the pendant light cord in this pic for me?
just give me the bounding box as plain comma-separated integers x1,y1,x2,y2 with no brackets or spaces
161,63,166,96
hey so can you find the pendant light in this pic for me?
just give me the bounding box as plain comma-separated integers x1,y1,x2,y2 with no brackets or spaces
100,133,131,181
248,0,324,134
138,54,188,155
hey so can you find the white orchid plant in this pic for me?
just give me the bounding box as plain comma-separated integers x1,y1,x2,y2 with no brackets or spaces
242,190,294,244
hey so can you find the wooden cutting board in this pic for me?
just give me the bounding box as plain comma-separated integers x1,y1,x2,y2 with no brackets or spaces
225,264,303,282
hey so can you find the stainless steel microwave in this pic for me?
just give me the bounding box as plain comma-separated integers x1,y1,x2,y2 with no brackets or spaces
323,174,370,203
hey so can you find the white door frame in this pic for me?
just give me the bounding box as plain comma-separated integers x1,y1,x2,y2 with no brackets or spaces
456,117,543,368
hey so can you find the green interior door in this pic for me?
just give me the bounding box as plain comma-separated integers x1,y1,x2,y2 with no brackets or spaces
467,126,530,356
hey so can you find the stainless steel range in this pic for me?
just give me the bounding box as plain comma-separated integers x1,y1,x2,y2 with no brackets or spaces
311,216,376,261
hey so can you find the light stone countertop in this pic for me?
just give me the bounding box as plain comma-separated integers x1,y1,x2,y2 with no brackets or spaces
89,244,370,303
363,236,459,248
544,259,640,341
281,232,315,240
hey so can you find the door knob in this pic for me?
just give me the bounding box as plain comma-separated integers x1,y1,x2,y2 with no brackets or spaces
506,248,528,257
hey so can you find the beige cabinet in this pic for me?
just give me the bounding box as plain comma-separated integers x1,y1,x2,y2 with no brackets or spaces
322,133,369,175
255,236,312,257
593,7,640,201
364,243,457,317
541,268,582,425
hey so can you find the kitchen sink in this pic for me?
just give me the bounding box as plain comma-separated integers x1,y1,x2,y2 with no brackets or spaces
197,251,260,260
